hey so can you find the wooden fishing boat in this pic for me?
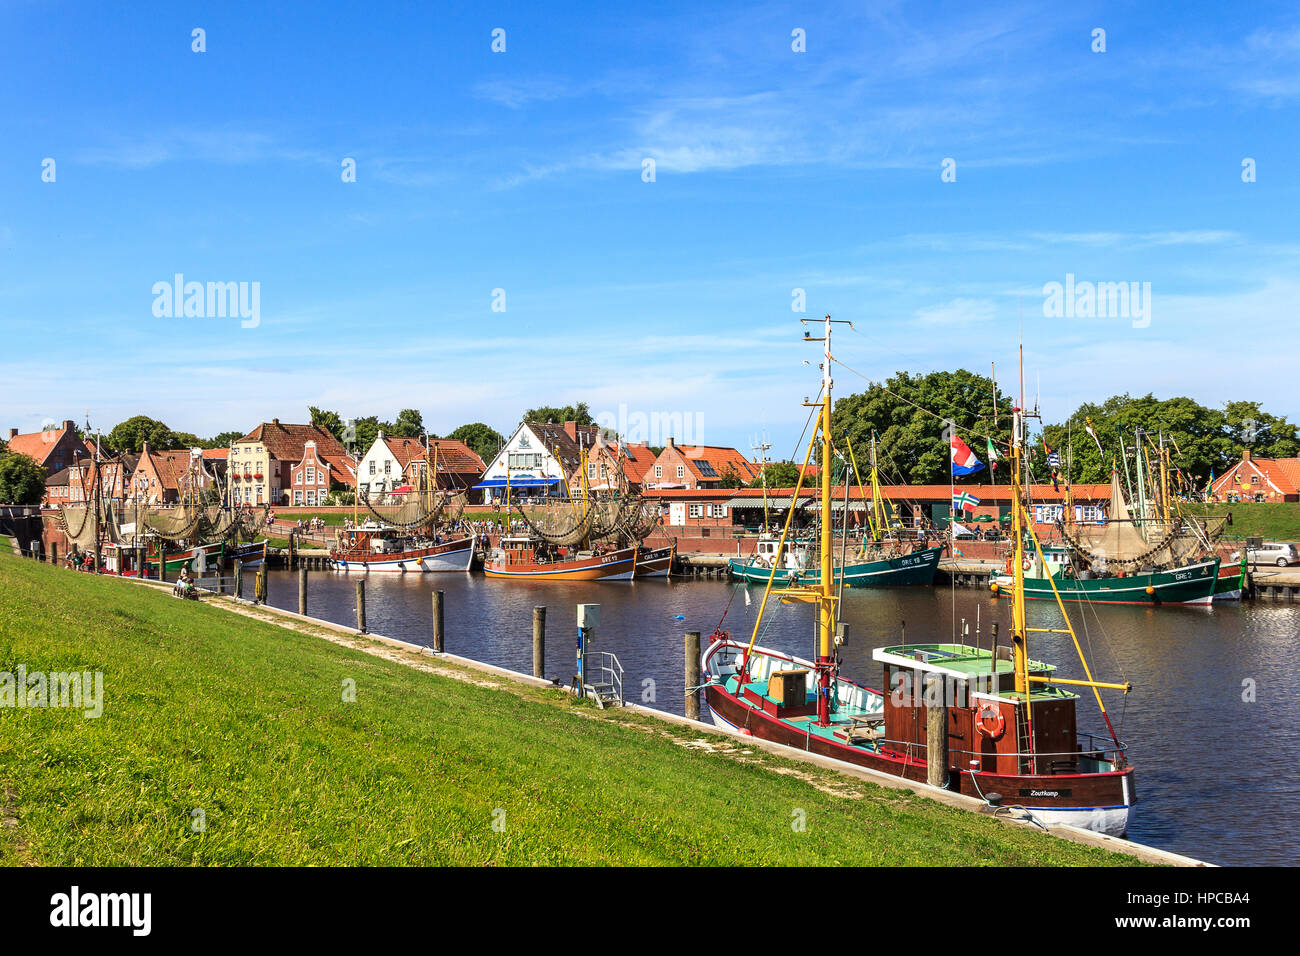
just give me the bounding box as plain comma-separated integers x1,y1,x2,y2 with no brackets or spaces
991,549,1220,606
134,541,225,574
226,540,268,567
703,319,1135,836
634,542,675,578
483,536,636,580
729,537,942,586
330,523,474,573
1212,555,1248,601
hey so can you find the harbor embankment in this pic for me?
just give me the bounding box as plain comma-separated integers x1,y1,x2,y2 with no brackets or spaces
0,548,1159,867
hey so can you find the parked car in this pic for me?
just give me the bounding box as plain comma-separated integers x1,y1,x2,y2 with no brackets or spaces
1230,542,1300,567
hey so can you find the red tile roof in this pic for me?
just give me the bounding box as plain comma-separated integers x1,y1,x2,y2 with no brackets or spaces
385,437,484,475
4,428,93,468
235,421,348,461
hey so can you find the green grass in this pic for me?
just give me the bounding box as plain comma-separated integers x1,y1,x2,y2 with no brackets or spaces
1187,502,1300,542
274,511,349,526
0,551,1140,866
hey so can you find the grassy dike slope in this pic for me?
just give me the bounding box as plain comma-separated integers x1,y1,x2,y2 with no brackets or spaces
0,553,1137,866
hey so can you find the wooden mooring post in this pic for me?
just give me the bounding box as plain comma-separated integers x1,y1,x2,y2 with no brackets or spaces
298,567,308,616
532,606,546,678
255,565,267,605
233,560,243,599
432,590,445,652
926,674,948,789
355,579,367,634
685,631,701,721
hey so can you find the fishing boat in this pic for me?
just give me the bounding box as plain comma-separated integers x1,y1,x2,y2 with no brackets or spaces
483,536,637,580
990,469,1223,606
330,521,475,573
633,542,676,578
146,541,224,574
484,441,659,582
226,540,268,567
729,535,942,586
702,320,1136,836
331,439,476,572
1212,555,1248,601
729,434,942,587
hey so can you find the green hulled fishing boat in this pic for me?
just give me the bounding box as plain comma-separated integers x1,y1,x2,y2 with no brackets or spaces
729,539,942,586
992,440,1227,606
729,433,943,587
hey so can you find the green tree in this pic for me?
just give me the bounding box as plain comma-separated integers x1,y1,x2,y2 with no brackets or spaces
1043,394,1231,487
106,416,177,454
171,431,204,449
718,467,744,489
831,370,1010,484
345,416,381,457
1221,401,1300,460
0,451,46,504
309,407,345,441
523,402,593,425
391,408,425,438
209,430,244,448
747,462,807,488
447,422,505,464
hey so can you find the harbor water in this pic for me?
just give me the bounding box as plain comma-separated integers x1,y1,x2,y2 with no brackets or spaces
262,570,1299,865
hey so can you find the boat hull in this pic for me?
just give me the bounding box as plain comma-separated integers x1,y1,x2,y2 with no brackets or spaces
331,537,475,573
634,544,675,579
146,542,224,574
993,557,1220,606
483,545,636,581
703,651,1133,837
729,545,942,587
226,541,268,567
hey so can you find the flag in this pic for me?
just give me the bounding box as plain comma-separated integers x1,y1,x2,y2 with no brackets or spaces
986,437,999,471
1084,417,1105,458
1043,441,1060,492
952,489,980,512
950,433,985,476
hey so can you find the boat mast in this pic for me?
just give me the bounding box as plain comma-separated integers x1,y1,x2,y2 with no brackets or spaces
817,314,834,727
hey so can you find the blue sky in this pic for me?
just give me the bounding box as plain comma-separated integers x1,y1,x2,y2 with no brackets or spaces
2,0,1298,457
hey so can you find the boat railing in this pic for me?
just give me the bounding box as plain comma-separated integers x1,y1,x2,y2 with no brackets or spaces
865,732,1128,770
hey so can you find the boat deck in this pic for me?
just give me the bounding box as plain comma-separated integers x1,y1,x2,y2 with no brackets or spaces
721,674,887,749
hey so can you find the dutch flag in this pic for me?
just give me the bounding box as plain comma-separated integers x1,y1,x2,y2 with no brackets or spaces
950,433,986,476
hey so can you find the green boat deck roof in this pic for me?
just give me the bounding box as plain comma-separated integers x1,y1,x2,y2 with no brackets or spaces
873,643,1058,679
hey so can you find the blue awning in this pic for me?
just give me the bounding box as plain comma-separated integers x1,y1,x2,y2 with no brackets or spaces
473,476,564,489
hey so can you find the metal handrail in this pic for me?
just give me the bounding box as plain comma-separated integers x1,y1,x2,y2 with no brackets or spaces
589,651,624,706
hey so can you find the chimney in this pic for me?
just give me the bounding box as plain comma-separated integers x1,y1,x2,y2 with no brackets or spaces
666,437,676,448
1243,448,1251,461
62,419,75,432
564,421,578,443
7,428,16,440
271,418,280,426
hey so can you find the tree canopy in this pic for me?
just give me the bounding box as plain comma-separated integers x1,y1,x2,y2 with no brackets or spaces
0,451,46,504
446,422,504,464
1042,394,1300,485
830,370,1010,485
105,416,186,454
523,402,594,425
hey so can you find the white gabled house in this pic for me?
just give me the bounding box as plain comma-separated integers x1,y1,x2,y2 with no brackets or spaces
475,420,600,503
